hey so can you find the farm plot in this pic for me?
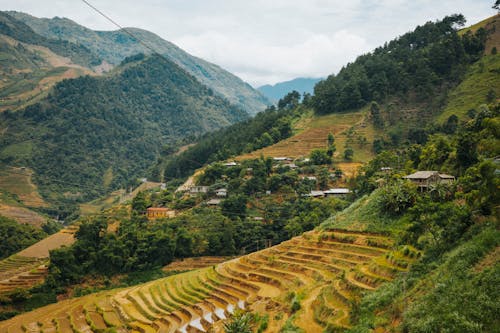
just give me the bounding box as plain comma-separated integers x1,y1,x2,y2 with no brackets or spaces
0,230,417,332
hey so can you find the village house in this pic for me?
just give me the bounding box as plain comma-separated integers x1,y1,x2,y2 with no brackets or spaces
308,190,325,198
206,198,221,206
403,171,455,190
273,157,293,163
146,207,175,220
215,188,227,197
323,188,351,197
223,161,239,167
189,186,209,195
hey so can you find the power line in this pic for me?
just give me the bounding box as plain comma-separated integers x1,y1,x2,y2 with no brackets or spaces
80,0,161,57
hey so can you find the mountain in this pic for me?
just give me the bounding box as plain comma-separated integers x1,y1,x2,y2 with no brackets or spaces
0,53,247,202
258,77,322,102
7,11,270,115
0,13,498,332
0,12,102,112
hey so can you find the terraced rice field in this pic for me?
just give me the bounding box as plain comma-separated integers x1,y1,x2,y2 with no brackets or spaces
163,257,232,272
236,110,378,164
0,256,48,293
0,230,417,332
0,226,78,294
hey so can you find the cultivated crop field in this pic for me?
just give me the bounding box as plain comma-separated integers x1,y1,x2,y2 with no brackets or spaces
0,229,417,332
237,109,378,166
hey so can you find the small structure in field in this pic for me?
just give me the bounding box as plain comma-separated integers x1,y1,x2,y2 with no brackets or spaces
223,161,239,167
146,207,175,219
403,171,455,190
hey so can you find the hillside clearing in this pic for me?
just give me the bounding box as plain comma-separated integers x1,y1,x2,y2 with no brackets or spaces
0,167,47,207
236,108,378,171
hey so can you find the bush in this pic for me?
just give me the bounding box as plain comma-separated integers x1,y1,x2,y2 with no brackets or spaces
378,181,418,215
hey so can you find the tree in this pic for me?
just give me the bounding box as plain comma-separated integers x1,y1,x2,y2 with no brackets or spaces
327,132,335,146
277,91,300,110
442,114,458,134
310,149,332,165
131,191,149,215
221,194,247,219
224,312,254,333
318,166,329,190
379,181,418,215
344,147,354,161
370,101,384,128
493,0,500,11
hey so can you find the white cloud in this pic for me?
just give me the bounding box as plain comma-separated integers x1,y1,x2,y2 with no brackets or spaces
0,0,496,86
175,29,370,86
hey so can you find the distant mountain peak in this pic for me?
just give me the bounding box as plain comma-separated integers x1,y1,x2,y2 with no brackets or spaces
258,77,322,102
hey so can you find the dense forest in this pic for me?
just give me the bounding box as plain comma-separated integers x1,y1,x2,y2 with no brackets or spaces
312,15,486,115
160,92,300,180
0,54,246,203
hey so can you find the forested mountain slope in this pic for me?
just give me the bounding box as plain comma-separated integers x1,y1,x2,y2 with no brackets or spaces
8,11,270,115
0,53,247,202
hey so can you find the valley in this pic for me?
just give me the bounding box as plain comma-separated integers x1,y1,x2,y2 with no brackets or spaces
0,6,498,333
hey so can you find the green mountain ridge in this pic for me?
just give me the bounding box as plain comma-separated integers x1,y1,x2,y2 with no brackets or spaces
7,11,270,115
0,53,247,204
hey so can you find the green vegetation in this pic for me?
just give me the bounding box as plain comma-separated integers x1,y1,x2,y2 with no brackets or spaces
0,53,246,205
312,15,486,116
0,215,46,259
8,10,270,115
324,101,500,331
439,53,500,121
161,96,297,179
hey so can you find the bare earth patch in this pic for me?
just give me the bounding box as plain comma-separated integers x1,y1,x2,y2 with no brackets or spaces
0,204,46,227
18,228,76,258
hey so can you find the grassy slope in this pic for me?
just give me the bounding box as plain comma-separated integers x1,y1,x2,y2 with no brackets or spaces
439,14,500,122
439,53,500,121
320,189,405,235
235,106,379,177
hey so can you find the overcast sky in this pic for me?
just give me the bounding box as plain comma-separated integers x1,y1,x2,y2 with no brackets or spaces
1,1,496,86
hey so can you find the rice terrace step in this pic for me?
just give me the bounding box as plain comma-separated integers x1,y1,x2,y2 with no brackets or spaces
0,230,418,332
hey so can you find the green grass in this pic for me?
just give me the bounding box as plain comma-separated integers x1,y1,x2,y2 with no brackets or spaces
320,189,406,235
0,142,33,161
439,54,500,122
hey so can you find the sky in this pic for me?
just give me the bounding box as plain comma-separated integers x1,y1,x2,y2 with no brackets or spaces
1,1,496,87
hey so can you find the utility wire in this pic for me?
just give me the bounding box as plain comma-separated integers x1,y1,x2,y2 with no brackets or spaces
80,0,161,57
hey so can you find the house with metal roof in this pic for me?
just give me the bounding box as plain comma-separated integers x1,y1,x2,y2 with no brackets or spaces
403,171,455,190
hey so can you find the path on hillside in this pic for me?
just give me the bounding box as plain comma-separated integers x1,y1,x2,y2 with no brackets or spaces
294,285,324,333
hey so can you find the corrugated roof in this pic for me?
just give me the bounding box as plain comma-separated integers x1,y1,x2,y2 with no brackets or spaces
403,171,439,179
324,188,351,194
